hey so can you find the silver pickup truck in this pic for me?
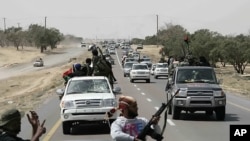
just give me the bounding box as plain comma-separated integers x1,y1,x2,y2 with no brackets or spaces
166,66,226,120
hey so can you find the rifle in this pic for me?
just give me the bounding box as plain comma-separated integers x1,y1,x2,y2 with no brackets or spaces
137,89,180,141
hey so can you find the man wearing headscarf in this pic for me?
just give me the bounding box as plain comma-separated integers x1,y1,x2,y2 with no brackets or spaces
0,108,46,141
62,63,83,86
110,95,161,141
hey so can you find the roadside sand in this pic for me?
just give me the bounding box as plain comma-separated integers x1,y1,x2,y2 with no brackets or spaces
0,46,91,114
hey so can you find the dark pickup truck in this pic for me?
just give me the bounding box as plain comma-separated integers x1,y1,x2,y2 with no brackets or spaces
166,66,226,120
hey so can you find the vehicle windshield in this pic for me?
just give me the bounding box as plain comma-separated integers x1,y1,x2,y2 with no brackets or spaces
176,69,217,84
133,65,148,70
125,58,135,62
143,58,151,61
124,63,134,68
66,79,111,94
156,63,168,68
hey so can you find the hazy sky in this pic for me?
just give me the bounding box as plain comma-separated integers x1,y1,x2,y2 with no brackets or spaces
1,0,250,39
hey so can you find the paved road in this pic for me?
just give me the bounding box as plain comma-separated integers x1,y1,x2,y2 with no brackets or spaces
17,47,250,141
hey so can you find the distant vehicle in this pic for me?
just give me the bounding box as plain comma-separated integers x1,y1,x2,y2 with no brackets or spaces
56,76,121,134
132,54,140,62
140,58,152,69
33,58,44,67
122,57,136,67
154,63,168,79
108,47,116,55
129,63,150,83
136,44,143,49
81,42,86,47
123,62,138,77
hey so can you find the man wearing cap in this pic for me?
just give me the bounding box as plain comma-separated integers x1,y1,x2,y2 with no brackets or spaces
110,95,161,141
0,108,46,141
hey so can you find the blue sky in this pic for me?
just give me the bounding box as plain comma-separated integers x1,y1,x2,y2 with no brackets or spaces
1,0,250,39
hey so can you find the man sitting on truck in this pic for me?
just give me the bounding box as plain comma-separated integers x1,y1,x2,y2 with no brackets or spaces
110,95,161,141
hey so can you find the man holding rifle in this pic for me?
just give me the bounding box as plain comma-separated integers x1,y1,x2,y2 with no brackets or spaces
110,95,161,141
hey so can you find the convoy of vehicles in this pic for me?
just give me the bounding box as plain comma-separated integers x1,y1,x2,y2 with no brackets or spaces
53,43,227,138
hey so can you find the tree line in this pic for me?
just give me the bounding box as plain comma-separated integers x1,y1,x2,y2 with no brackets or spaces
0,24,82,53
131,23,250,74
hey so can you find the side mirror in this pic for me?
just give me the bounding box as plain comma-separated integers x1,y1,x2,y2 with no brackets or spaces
113,87,121,94
56,88,64,96
217,79,223,84
168,77,173,85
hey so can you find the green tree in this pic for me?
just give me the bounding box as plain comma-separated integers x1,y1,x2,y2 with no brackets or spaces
0,30,6,47
144,35,157,45
46,28,64,49
222,35,250,74
5,27,23,50
27,24,45,48
159,23,187,58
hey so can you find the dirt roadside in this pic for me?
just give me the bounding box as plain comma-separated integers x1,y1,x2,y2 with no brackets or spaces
0,46,92,114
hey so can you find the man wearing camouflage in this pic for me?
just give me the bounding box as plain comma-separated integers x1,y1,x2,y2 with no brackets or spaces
92,49,102,76
92,48,113,88
0,108,46,141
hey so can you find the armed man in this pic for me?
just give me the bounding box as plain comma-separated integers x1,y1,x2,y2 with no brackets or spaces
109,95,161,141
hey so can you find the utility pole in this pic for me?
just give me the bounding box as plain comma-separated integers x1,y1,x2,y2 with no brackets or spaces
3,18,6,32
41,16,47,53
156,14,159,47
45,16,47,29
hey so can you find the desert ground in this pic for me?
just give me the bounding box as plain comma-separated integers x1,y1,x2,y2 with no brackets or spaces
0,45,249,115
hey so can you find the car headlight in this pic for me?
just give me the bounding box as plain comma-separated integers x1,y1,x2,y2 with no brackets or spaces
60,100,75,108
176,88,187,97
145,71,150,74
214,90,225,97
103,99,116,107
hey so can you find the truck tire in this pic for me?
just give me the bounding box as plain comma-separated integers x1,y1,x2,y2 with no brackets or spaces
62,121,71,134
215,106,225,121
205,110,213,116
172,106,181,119
130,79,134,83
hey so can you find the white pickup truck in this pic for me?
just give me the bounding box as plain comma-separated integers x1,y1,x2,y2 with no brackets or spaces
56,76,121,134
